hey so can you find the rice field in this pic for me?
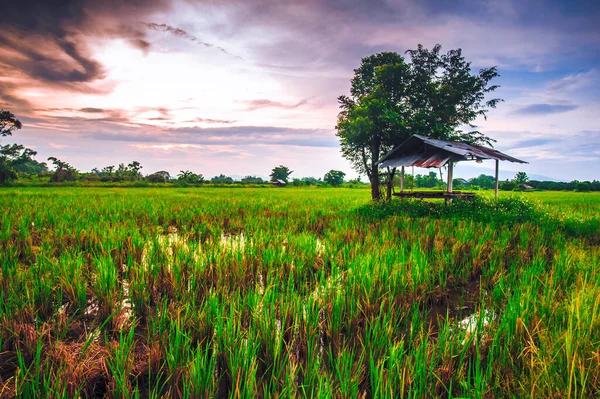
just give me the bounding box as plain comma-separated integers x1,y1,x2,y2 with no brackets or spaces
1,187,599,398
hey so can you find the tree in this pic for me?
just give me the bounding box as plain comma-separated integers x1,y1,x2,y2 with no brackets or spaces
470,174,495,189
178,170,204,184
126,161,143,180
500,180,517,191
47,156,78,182
0,110,38,183
336,52,411,200
115,163,127,180
270,165,293,182
15,159,47,175
147,171,170,183
210,174,233,184
241,175,264,184
324,170,346,187
302,177,322,186
153,170,171,180
513,172,529,185
336,45,502,201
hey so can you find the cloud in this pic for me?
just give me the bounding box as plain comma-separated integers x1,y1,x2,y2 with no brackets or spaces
129,39,152,54
508,147,598,162
505,130,600,163
0,0,171,106
86,124,338,148
144,22,231,55
242,99,309,111
547,69,599,92
508,138,557,148
0,81,32,110
187,118,236,124
515,104,579,115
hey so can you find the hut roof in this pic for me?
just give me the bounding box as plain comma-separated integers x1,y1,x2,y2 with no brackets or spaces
379,134,527,168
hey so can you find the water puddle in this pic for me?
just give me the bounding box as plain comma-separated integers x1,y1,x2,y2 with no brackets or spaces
426,277,491,339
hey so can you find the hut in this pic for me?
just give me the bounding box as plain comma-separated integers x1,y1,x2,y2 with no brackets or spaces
269,179,286,187
379,134,527,200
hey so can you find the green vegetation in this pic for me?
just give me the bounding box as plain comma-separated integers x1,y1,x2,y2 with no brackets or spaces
336,45,502,200
324,170,346,187
270,165,294,183
0,187,598,397
0,110,39,184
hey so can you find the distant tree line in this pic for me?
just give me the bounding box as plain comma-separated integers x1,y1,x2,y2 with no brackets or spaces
2,110,596,190
1,110,359,187
398,171,600,192
501,179,600,192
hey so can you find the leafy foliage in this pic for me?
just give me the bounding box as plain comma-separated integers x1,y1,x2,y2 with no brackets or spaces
47,156,78,182
324,170,346,187
358,195,542,225
241,175,264,184
514,171,529,185
270,165,293,182
210,174,233,184
336,44,502,200
178,170,204,184
0,110,38,183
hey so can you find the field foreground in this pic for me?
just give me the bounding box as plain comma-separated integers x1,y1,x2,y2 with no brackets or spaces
1,188,599,398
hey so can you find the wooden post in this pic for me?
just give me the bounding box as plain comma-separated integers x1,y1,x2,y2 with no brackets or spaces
494,159,499,200
400,166,405,192
447,161,453,193
445,161,454,205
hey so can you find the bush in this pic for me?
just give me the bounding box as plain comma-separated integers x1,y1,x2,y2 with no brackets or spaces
500,180,517,191
147,173,168,183
357,195,541,225
575,182,591,192
50,169,77,182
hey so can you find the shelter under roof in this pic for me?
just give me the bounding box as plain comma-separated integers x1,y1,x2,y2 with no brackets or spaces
379,134,527,169
379,134,528,200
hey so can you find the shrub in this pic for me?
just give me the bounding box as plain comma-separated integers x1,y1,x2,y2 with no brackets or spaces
357,195,541,225
500,180,517,191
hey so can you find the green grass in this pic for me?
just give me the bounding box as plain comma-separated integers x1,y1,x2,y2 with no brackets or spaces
0,187,598,398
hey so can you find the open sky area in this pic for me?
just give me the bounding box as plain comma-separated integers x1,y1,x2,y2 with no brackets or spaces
2,0,599,181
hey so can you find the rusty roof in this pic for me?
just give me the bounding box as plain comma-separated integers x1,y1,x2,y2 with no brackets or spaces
379,134,527,168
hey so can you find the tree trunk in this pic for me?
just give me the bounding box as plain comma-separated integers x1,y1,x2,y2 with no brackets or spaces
369,137,381,201
370,168,380,200
385,167,397,202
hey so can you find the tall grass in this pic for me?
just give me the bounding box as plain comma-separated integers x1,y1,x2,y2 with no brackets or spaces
0,187,598,397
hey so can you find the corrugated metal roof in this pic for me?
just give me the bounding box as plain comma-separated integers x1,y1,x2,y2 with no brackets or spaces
380,153,451,168
379,134,527,168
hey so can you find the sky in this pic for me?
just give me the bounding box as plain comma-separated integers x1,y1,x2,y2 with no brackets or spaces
1,0,599,181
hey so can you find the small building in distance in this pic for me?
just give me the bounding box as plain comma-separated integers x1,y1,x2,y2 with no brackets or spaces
269,179,286,187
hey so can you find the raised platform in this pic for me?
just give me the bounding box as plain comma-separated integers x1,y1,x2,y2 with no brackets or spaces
392,191,475,200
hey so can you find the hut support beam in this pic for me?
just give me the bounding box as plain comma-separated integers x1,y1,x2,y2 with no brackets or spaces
494,159,499,200
447,161,453,193
400,166,405,192
445,161,454,205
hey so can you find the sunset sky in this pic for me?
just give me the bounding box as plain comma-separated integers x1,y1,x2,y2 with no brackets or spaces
2,0,599,181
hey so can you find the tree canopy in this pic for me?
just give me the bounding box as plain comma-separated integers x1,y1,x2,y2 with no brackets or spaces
514,172,529,185
0,110,38,183
270,165,293,182
336,44,502,200
178,170,204,184
47,156,78,182
324,170,346,187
